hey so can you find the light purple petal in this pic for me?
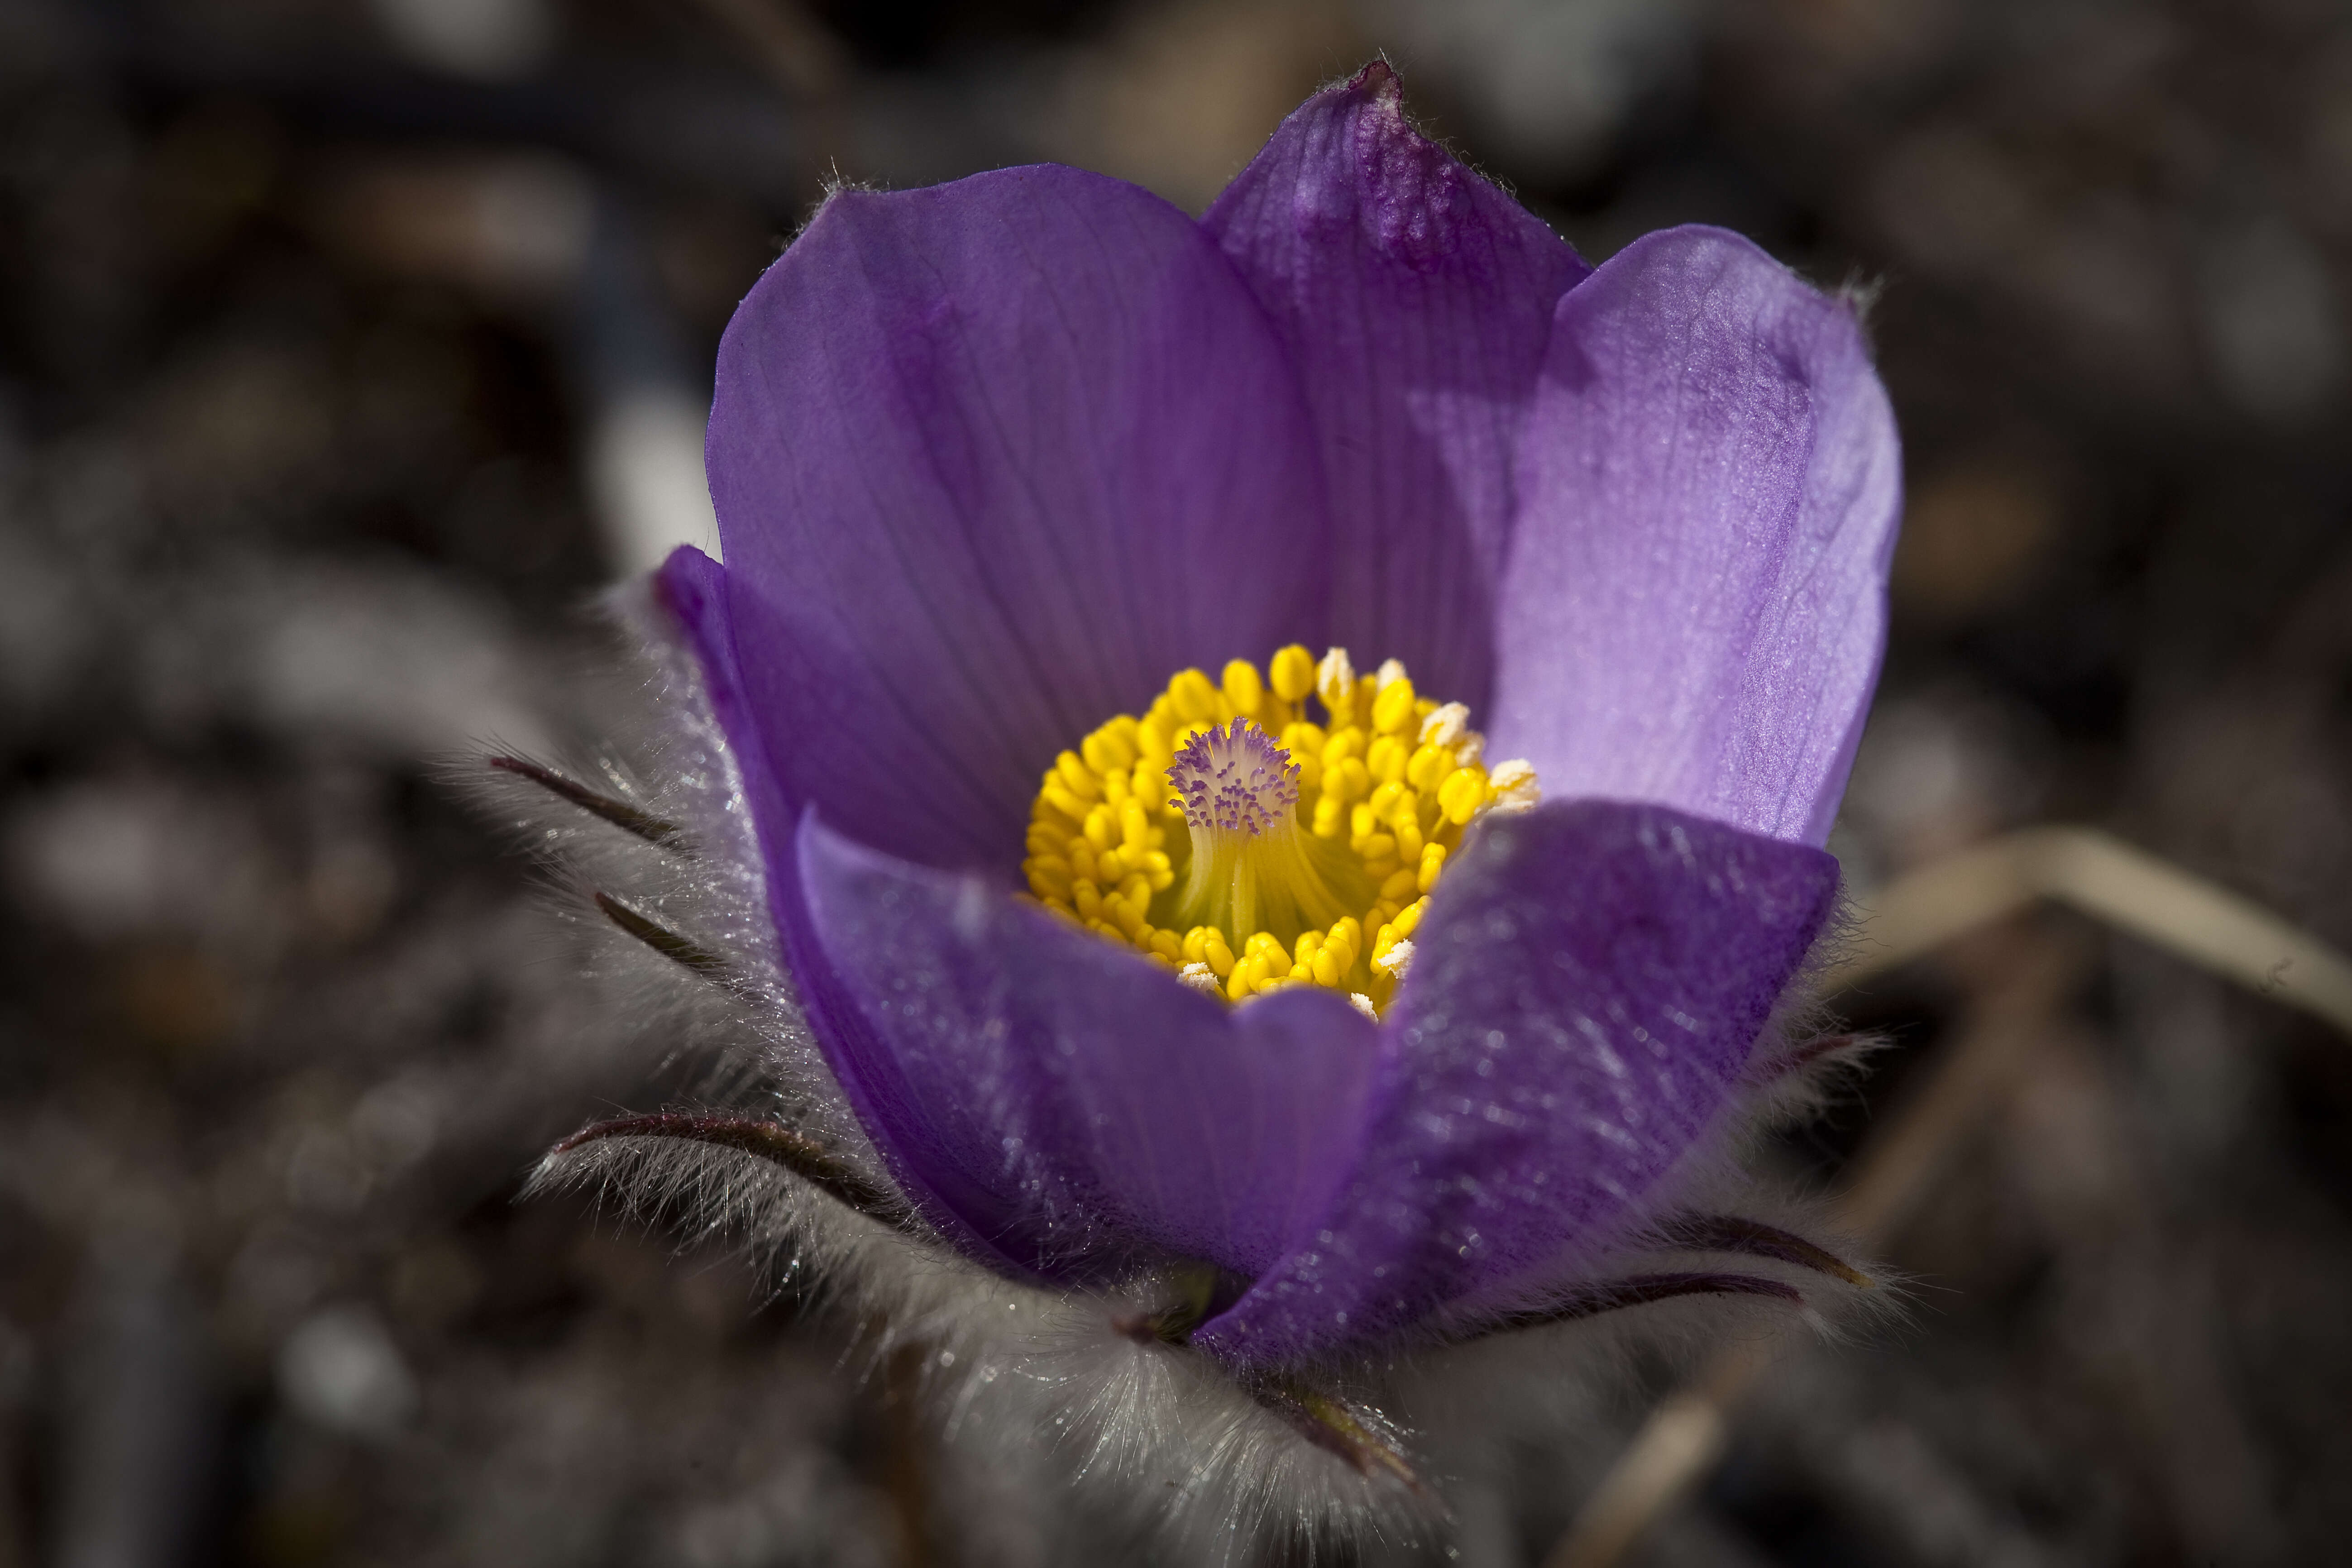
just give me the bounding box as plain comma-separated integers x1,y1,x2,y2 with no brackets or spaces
1193,799,1836,1366
796,814,1385,1281
709,166,1331,876
1487,226,1902,846
1201,62,1590,710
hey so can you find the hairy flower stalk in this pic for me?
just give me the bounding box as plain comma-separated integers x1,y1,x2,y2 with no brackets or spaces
495,60,1903,1555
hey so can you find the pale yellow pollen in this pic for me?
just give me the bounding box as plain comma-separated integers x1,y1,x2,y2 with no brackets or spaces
1020,644,1538,1018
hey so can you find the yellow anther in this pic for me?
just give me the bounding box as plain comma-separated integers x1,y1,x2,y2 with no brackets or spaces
1269,644,1317,702
1405,742,1453,792
1055,751,1100,799
1227,954,1262,1001
1438,765,1490,826
1042,782,1089,824
1023,645,1535,1019
1082,725,1137,774
1170,668,1219,723
1221,659,1264,717
1135,717,1172,768
1372,674,1418,736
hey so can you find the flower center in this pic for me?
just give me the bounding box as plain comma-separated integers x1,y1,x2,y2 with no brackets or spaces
1022,645,1538,1016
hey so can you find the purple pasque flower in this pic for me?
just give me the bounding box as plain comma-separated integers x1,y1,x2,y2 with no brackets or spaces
527,60,1898,1510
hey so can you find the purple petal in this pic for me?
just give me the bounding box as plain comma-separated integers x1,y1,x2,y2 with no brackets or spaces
1202,62,1590,710
709,166,1331,876
1193,799,1836,1366
660,548,1066,1278
795,814,1385,1281
656,546,794,852
1487,226,1902,846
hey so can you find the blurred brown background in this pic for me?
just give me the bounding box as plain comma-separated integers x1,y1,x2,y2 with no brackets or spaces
3,0,2350,1563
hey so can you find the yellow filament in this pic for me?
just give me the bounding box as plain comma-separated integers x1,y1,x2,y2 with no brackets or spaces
1020,645,1538,1017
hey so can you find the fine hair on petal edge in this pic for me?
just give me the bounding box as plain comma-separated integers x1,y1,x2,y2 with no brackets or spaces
1305,53,1546,211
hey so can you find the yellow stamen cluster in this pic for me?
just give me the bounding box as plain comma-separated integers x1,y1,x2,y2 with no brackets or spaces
1021,644,1538,1017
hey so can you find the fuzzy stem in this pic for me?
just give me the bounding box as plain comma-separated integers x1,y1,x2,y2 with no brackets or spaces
1249,1376,1422,1491
1482,1272,1803,1338
550,1112,900,1222
1647,1215,1874,1288
594,891,727,975
489,754,683,846
1111,1262,1223,1346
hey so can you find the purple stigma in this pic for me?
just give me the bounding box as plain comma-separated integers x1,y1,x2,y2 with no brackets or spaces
1168,720,1301,837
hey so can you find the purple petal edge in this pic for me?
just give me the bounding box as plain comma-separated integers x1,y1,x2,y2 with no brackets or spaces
796,815,1386,1281
1194,798,1838,1367
1488,226,1902,846
706,164,1332,878
655,546,1039,1279
1203,61,1590,709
